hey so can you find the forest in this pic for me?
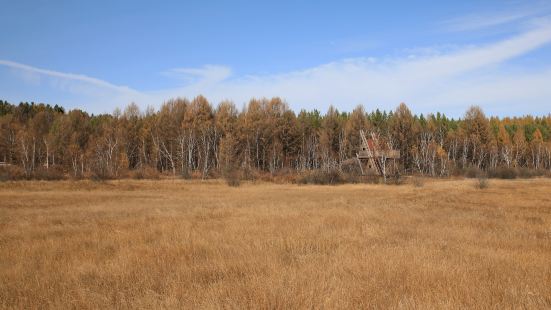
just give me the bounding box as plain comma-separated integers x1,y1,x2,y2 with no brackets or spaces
1,96,550,181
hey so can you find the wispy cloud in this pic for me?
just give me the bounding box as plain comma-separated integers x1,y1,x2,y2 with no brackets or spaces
0,59,146,113
148,20,551,115
443,11,536,32
2,18,551,116
0,60,138,94
441,3,551,32
161,65,232,84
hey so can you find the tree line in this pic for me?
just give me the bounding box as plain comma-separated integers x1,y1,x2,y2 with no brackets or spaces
1,97,550,180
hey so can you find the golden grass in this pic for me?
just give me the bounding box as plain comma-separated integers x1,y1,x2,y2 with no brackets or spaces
1,178,550,309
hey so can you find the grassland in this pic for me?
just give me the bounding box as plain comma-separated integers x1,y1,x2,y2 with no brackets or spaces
1,178,550,309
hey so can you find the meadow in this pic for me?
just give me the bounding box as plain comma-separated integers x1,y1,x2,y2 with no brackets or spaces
1,178,550,309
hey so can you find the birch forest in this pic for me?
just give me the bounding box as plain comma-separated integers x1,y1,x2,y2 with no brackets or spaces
1,96,550,180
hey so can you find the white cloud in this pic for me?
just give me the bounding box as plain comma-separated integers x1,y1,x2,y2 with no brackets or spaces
0,59,147,113
441,4,551,32
161,65,232,84
146,20,551,116
2,19,551,116
0,60,138,94
444,12,534,32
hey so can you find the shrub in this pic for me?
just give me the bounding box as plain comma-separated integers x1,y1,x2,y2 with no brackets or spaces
487,167,546,179
517,167,539,179
0,165,26,181
88,163,113,181
298,169,344,185
369,174,402,185
341,171,361,184
340,159,362,175
269,168,299,184
90,172,110,182
258,171,275,183
241,167,257,181
487,167,517,179
132,170,144,180
534,169,548,177
180,167,191,180
412,176,424,187
223,166,241,187
277,173,299,184
339,160,365,184
225,174,241,187
476,176,489,189
451,166,464,177
133,166,160,180
32,167,65,180
191,171,204,179
464,166,482,178
391,172,403,185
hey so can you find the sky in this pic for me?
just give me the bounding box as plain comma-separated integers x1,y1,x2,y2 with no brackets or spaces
1,0,551,117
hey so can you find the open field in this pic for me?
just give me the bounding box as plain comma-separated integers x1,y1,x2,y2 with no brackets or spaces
1,179,550,309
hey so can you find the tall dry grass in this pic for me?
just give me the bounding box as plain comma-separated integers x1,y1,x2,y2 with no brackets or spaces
1,179,550,308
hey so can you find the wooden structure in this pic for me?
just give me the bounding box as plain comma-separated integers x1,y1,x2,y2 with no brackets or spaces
355,130,400,178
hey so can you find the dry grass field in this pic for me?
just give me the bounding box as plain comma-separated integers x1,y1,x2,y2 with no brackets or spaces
1,178,550,309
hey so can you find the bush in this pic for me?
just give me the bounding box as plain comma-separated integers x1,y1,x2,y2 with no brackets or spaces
223,166,241,187
344,173,361,184
269,168,299,184
412,176,424,187
0,165,26,181
517,167,538,179
487,167,545,179
180,167,191,180
298,169,344,185
258,171,275,183
225,174,241,187
476,176,489,189
340,159,363,175
88,164,114,181
390,172,403,185
133,166,160,180
451,166,464,177
487,167,517,179
359,175,379,184
32,167,65,180
339,160,365,184
464,166,482,178
367,174,402,185
247,167,260,181
90,172,110,182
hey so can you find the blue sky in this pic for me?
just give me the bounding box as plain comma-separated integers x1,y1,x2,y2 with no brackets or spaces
1,0,551,117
